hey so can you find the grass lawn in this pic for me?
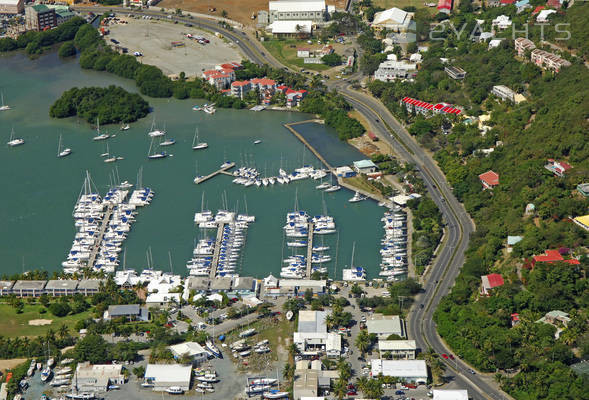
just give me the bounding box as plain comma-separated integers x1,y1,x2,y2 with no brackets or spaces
0,303,93,338
343,176,383,197
262,40,331,72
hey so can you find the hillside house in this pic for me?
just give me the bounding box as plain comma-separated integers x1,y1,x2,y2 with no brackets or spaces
478,170,499,189
544,159,572,177
480,273,504,296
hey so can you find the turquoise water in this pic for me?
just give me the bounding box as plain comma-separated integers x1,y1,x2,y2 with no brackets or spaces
0,51,384,279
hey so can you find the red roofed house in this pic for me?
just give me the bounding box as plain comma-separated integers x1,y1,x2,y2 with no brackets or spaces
544,159,572,177
250,78,277,93
231,80,252,99
479,170,499,189
481,273,504,296
206,72,232,90
532,5,545,14
532,249,580,267
546,0,561,8
500,0,515,4
286,89,308,107
437,0,452,13
511,313,520,327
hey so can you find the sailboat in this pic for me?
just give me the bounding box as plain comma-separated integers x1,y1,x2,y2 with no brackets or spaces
92,118,110,141
147,118,165,137
104,143,116,163
147,137,167,159
160,137,176,146
0,91,10,111
192,127,208,150
7,127,24,147
57,134,72,158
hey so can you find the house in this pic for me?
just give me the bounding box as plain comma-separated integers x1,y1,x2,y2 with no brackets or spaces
488,39,503,50
576,183,589,197
12,280,46,297
77,279,104,296
444,66,466,80
500,0,515,4
250,78,277,93
514,37,536,56
491,15,512,29
320,45,334,56
378,340,416,359
230,81,252,99
73,363,125,392
103,304,150,321
45,280,78,296
487,0,501,6
144,364,192,391
0,0,24,15
536,9,556,23
491,85,520,103
573,215,589,231
366,314,406,339
285,89,307,107
353,160,378,174
268,0,326,24
370,359,427,384
511,313,520,327
409,53,423,63
506,235,522,252
433,390,469,400
480,273,504,296
532,249,580,265
374,60,417,81
401,97,462,116
169,342,209,365
532,5,545,14
0,281,14,296
544,159,572,177
537,310,571,326
476,32,494,42
546,0,562,8
437,0,453,14
515,0,531,12
371,7,413,32
297,48,311,58
531,49,571,72
267,20,312,38
478,170,499,189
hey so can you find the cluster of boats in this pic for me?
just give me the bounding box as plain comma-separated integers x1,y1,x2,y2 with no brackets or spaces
25,358,73,388
189,210,255,278
230,165,329,188
245,378,287,398
62,172,152,273
192,103,216,114
379,206,408,280
146,119,175,159
193,369,219,393
230,334,270,359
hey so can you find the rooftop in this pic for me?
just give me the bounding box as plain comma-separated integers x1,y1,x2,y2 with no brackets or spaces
45,280,78,290
482,273,504,288
479,170,500,186
433,390,469,400
373,7,411,26
77,279,104,290
298,310,328,333
366,314,403,336
169,342,208,357
371,359,427,378
0,281,14,290
269,0,325,12
76,362,123,379
13,280,47,290
268,20,312,34
378,339,416,351
144,364,192,383
108,304,141,316
353,159,377,169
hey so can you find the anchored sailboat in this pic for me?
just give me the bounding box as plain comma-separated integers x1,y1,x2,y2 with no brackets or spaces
192,127,208,150
57,134,72,158
7,127,24,147
92,118,110,141
147,137,167,159
0,91,11,111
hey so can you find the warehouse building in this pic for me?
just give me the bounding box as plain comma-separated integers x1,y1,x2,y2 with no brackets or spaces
366,314,406,339
371,359,428,383
268,0,326,24
73,362,125,392
144,364,192,391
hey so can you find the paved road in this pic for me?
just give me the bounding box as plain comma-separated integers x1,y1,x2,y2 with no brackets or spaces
73,6,509,398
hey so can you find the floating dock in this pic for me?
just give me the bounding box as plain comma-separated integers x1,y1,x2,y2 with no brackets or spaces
210,223,226,279
194,162,236,184
305,222,315,278
86,204,114,269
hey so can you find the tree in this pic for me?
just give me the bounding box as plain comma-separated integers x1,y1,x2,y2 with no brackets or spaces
58,323,70,340
132,365,145,378
336,358,352,381
58,41,76,58
351,283,364,297
221,10,228,18
282,362,294,381
73,334,111,364
49,302,71,317
322,53,342,66
333,378,348,400
355,329,371,359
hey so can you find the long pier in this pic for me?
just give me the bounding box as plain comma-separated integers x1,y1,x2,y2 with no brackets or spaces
210,223,226,279
305,223,315,278
194,162,236,185
87,204,114,269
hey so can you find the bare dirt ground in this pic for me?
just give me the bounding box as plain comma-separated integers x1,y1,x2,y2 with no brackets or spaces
159,0,347,26
28,319,53,326
107,17,242,77
0,358,27,372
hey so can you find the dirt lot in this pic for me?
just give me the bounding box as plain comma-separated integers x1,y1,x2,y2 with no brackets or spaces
107,17,243,77
0,358,27,373
159,0,347,26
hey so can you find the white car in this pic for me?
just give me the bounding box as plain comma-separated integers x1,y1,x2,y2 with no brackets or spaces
134,51,143,56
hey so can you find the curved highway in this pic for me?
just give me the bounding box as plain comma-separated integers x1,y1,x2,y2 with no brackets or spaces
73,6,509,399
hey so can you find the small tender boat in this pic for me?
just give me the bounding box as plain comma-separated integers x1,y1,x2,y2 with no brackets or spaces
254,140,262,144
324,185,341,192
120,124,130,131
165,387,184,395
263,390,289,399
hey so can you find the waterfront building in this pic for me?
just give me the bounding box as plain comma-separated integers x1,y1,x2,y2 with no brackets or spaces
250,77,277,93
371,359,427,384
0,0,24,15
514,37,536,56
209,276,232,292
231,276,257,296
77,279,104,296
144,364,192,391
73,363,125,392
530,49,571,72
169,342,209,365
353,159,378,174
374,60,417,81
45,279,78,296
12,280,46,297
366,314,406,339
371,7,413,32
268,0,326,24
231,81,252,99
25,4,57,31
0,281,14,296
378,339,417,359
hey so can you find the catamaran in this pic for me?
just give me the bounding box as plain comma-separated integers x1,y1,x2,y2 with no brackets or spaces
57,134,72,158
92,118,110,141
147,118,165,137
192,127,208,150
7,127,24,147
147,138,167,159
0,91,10,111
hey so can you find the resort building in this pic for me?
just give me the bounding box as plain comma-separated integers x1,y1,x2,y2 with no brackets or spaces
12,280,47,297
444,66,466,80
25,4,57,31
544,159,572,177
0,281,14,296
371,359,428,384
530,49,571,72
45,280,78,296
401,97,462,116
366,314,406,339
77,279,104,296
514,37,536,56
0,0,24,15
230,81,252,99
268,0,326,24
144,364,192,391
371,7,413,32
103,304,150,321
374,60,418,81
478,170,499,189
480,273,504,296
378,340,417,359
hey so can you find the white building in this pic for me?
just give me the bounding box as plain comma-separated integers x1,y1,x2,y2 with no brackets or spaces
374,60,417,81
267,20,312,37
488,39,503,50
536,9,556,23
144,364,192,391
371,7,413,32
491,15,512,29
169,342,209,365
268,0,326,23
366,314,406,339
0,0,24,15
378,340,417,359
294,311,341,358
433,389,469,400
73,363,125,392
370,359,427,384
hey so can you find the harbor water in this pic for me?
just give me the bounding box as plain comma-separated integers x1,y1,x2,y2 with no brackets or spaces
0,51,385,279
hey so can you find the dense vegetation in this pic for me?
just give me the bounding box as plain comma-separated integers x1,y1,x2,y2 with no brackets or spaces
364,2,589,398
407,197,443,275
49,86,150,124
58,41,76,58
0,17,86,55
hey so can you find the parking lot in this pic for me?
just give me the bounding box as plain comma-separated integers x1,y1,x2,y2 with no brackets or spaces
106,17,243,77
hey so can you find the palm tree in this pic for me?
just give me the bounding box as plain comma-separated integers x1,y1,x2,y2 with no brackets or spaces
333,378,347,400
336,358,351,381
355,330,370,359
282,362,294,381
288,343,299,360
356,376,369,395
58,323,69,340
365,378,384,399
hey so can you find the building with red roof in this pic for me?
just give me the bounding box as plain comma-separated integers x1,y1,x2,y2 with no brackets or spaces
400,97,462,116
500,0,515,4
544,159,572,177
532,5,545,13
285,89,308,107
546,0,561,8
437,0,452,13
230,80,252,99
250,78,277,93
511,313,520,326
206,72,232,90
532,250,580,266
481,273,504,295
479,170,499,189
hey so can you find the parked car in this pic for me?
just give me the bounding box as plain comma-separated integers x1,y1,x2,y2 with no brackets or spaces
395,390,405,395
449,354,455,360
441,353,449,359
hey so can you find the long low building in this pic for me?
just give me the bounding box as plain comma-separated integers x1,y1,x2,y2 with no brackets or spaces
144,364,192,391
378,339,416,359
371,359,428,384
73,362,125,393
366,314,406,339
0,279,105,297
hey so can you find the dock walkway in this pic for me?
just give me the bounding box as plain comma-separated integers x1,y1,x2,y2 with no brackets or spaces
87,204,114,269
210,223,226,279
194,162,235,184
306,223,315,278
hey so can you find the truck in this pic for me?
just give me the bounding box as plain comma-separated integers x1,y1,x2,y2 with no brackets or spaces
367,131,379,141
